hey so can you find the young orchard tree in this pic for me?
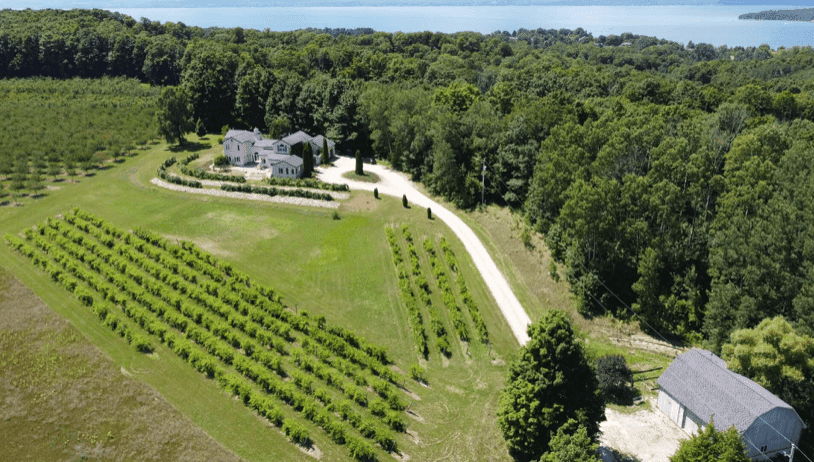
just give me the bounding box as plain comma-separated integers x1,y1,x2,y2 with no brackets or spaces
27,170,44,197
497,309,605,461
66,161,77,183
355,149,364,175
9,177,25,205
0,157,12,180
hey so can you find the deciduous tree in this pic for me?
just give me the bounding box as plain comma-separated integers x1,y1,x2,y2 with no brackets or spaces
670,418,749,462
156,86,193,145
497,310,605,461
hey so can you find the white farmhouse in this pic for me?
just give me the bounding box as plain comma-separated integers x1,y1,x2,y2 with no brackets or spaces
222,128,335,178
657,349,807,460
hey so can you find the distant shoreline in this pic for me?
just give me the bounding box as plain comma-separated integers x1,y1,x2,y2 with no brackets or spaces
739,7,814,22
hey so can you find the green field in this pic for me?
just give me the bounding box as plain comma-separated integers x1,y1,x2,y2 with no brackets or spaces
0,136,522,461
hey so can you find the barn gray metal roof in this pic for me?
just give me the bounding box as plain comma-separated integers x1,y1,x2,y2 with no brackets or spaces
657,349,806,433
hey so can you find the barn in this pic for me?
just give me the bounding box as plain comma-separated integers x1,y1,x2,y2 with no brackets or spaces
657,349,807,460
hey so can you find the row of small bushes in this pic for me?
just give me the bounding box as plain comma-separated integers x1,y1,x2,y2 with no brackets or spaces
7,233,154,354
179,153,199,166
181,165,247,183
403,226,451,356
221,183,333,201
19,213,398,458
267,176,349,192
14,227,312,448
424,238,469,342
74,209,404,432
157,161,202,188
439,237,489,344
386,226,429,357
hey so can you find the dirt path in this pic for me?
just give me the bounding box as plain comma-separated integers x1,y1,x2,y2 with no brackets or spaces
318,157,531,345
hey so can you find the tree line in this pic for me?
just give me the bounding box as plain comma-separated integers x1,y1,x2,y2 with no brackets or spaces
5,7,814,365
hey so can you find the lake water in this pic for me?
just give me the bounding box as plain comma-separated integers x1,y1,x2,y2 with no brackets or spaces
108,5,814,48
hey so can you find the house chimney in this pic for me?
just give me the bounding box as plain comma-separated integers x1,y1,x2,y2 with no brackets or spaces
253,127,262,140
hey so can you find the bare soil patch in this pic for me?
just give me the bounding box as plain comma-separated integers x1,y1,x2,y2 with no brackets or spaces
599,397,688,462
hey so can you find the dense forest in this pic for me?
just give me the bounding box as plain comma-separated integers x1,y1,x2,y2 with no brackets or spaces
2,8,813,352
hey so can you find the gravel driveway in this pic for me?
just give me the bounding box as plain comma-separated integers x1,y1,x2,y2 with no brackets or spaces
318,157,532,345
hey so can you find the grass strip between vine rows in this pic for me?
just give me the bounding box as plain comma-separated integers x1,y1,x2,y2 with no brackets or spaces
439,237,489,344
401,226,451,357
385,227,428,358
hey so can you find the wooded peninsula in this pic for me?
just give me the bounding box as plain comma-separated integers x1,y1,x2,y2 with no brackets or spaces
739,7,814,22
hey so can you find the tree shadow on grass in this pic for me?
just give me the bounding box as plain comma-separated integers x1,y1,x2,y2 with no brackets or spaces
169,141,212,153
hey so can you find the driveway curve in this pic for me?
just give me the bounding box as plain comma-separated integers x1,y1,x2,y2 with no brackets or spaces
319,157,531,345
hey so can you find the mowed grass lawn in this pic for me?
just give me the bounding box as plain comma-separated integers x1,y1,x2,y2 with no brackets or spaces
0,136,518,462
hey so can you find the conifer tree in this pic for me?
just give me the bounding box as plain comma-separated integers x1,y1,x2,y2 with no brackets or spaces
322,137,329,165
356,149,364,175
497,310,605,461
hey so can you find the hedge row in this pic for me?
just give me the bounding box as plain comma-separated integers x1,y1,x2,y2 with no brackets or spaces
267,176,349,192
402,226,451,357
424,238,469,342
439,237,489,344
385,226,428,358
220,183,333,201
181,165,246,183
14,212,400,458
179,153,199,166
157,165,202,188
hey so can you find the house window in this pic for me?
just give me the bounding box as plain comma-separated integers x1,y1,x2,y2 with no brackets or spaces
760,446,767,453
286,168,289,175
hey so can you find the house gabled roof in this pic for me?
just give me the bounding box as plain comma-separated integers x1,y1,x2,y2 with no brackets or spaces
310,135,336,149
657,349,806,433
254,139,278,148
264,153,303,168
282,130,313,146
224,129,258,143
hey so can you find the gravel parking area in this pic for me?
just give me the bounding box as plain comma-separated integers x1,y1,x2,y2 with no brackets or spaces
151,178,340,209
599,398,688,462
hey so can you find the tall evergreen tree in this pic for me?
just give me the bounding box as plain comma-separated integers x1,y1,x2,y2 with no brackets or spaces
322,137,329,165
355,149,363,175
497,310,605,461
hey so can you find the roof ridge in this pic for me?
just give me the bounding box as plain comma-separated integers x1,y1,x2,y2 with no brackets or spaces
690,349,782,414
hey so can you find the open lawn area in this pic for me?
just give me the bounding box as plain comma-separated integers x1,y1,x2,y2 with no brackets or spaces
0,135,519,462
